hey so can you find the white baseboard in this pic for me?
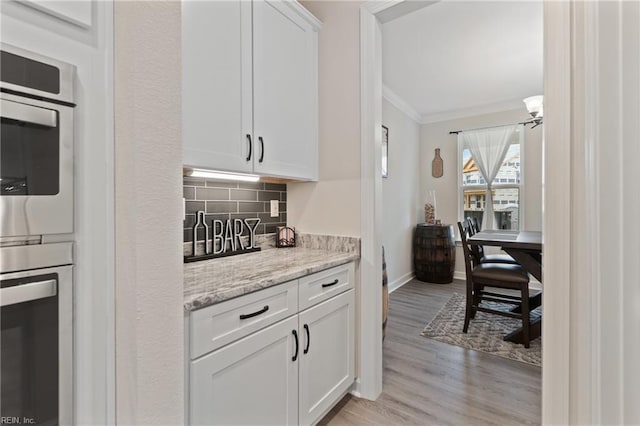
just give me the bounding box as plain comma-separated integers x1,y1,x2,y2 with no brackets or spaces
350,378,362,398
387,272,415,294
454,271,466,282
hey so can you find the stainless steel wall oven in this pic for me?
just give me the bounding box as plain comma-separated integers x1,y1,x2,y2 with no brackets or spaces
1,243,73,425
1,43,76,425
1,43,75,239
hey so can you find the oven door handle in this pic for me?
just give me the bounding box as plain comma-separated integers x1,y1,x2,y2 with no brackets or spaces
0,279,57,307
1,99,57,128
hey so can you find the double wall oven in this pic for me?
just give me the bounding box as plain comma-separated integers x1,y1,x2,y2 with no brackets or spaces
1,43,76,425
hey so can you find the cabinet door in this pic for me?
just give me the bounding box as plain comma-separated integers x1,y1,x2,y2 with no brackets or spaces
190,316,299,426
182,0,253,173
252,0,318,180
298,290,355,425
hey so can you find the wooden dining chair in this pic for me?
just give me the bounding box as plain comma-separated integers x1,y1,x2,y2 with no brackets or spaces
466,217,517,266
458,220,534,348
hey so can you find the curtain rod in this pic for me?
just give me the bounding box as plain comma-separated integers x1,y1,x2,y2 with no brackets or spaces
449,119,537,135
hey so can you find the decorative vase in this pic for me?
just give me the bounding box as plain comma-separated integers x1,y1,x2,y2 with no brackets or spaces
424,190,437,224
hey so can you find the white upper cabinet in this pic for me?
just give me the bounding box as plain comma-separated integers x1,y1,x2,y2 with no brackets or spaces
182,1,253,174
252,1,318,179
182,0,321,181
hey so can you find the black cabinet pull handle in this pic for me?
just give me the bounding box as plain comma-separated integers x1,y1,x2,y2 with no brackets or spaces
258,136,264,163
239,305,269,320
303,324,310,354
246,134,252,161
322,279,339,288
292,329,299,361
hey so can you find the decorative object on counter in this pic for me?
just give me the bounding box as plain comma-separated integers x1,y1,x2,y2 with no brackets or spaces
432,148,443,178
275,226,296,248
185,211,261,263
381,125,389,178
424,190,437,224
413,223,455,284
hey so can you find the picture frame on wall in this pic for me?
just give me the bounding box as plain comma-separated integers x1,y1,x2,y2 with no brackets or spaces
382,125,389,178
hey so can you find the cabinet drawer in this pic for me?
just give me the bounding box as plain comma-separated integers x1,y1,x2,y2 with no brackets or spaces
298,262,354,311
190,280,298,359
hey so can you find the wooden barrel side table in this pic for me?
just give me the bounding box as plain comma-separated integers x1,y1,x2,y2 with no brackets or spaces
414,223,456,284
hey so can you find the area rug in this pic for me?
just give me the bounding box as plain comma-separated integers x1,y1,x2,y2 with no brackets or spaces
420,293,541,367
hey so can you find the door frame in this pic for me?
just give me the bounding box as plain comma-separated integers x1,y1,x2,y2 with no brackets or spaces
359,1,573,422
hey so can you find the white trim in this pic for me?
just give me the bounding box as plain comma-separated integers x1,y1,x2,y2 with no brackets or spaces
364,1,404,17
281,0,322,30
382,84,422,123
103,3,116,422
453,271,466,282
541,2,571,424
374,0,438,24
387,272,415,294
349,378,363,398
421,98,525,124
358,1,386,401
581,3,601,420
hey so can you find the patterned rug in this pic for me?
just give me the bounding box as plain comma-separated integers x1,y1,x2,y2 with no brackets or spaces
421,293,541,366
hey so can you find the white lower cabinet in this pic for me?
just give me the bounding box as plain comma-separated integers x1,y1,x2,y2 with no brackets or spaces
187,263,355,425
190,316,299,426
299,290,355,425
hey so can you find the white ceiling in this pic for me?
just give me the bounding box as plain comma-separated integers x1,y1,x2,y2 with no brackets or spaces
382,1,543,122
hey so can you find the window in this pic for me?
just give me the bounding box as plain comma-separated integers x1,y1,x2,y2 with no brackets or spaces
458,128,524,230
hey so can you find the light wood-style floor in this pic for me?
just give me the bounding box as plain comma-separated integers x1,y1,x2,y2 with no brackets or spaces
320,279,542,425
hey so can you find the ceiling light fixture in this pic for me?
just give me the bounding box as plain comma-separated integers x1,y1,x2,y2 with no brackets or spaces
523,95,543,129
185,168,260,182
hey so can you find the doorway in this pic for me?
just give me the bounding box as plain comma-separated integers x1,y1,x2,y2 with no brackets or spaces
359,1,572,423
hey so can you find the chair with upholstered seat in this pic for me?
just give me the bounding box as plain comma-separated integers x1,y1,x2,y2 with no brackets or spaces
467,217,517,266
458,220,534,348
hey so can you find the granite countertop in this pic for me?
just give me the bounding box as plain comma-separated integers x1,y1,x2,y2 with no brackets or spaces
184,248,359,311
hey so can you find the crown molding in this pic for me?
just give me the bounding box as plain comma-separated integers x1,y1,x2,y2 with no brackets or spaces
382,84,422,123
420,98,526,124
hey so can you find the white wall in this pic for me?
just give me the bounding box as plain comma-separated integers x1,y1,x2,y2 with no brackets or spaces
381,99,421,290
288,1,363,237
114,2,184,424
420,107,543,277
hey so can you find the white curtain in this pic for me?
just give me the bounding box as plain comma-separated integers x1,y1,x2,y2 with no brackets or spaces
460,125,518,230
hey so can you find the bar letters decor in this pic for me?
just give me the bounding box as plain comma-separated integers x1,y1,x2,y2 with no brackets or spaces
185,211,261,263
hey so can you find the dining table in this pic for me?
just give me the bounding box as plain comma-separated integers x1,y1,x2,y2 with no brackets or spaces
468,230,543,345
